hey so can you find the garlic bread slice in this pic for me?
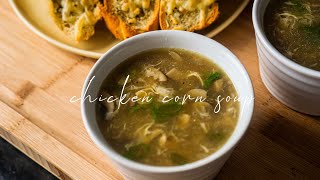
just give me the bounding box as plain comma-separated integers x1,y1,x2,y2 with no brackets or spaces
159,0,219,31
100,0,160,40
49,0,101,42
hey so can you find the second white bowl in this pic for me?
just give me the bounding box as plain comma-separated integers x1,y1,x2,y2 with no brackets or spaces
252,0,320,116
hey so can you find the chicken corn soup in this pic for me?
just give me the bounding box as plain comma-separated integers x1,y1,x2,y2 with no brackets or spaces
97,48,239,166
264,0,320,71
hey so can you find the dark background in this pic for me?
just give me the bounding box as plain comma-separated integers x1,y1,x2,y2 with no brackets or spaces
0,137,56,180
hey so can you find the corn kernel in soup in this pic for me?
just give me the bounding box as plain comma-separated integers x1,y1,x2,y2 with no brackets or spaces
97,48,239,166
264,0,320,71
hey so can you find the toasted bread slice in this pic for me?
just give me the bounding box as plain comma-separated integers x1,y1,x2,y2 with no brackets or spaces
159,0,219,31
100,0,160,40
49,0,101,42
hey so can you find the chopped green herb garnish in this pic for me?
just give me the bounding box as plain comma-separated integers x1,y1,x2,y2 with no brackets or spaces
301,25,320,43
129,96,154,113
203,72,221,90
130,104,145,113
207,131,225,143
152,102,182,123
170,153,188,165
290,0,308,14
123,144,150,160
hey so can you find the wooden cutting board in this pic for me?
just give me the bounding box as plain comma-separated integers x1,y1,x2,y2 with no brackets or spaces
1,0,320,179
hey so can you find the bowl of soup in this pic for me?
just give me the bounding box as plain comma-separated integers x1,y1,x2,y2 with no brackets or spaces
81,30,254,180
253,0,320,115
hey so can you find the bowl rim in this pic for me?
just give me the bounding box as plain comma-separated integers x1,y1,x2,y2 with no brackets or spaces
81,30,254,173
252,0,320,78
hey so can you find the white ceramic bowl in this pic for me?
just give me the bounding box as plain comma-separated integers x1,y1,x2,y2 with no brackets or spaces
81,30,254,180
253,0,320,116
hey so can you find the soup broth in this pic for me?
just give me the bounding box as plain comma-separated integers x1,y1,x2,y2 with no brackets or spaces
264,0,320,71
97,48,239,166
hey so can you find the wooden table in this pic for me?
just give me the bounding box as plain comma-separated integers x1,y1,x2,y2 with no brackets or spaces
1,0,320,179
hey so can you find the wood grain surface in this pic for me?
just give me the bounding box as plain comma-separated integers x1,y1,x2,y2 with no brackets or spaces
1,0,320,179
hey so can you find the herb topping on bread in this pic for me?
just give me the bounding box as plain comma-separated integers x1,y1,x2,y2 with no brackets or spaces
159,0,219,31
50,0,101,41
100,0,160,39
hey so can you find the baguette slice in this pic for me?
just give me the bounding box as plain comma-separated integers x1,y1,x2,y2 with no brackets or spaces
100,0,160,40
159,0,219,31
49,0,101,42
